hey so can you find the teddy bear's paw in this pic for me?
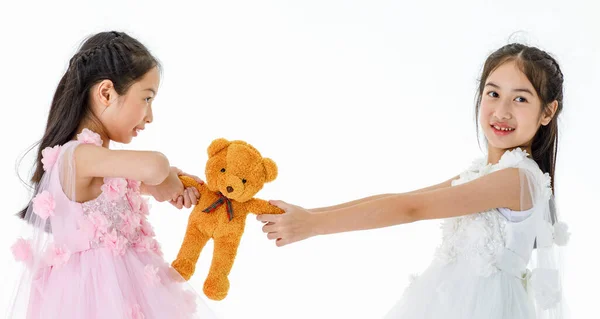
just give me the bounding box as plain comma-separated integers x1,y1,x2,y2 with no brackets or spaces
203,275,230,300
171,258,195,281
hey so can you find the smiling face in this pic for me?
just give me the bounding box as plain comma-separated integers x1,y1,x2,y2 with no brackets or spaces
479,60,554,153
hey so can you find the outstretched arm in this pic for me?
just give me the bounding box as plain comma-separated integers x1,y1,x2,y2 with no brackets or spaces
317,169,521,233
259,168,522,246
308,175,459,213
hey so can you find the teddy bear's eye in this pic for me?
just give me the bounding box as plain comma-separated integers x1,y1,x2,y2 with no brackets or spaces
242,179,247,184
220,168,226,173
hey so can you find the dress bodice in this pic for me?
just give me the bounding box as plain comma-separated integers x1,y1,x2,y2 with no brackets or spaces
79,177,161,256
434,149,552,278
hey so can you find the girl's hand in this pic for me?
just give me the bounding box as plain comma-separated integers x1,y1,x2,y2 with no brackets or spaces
144,167,186,203
169,168,204,209
256,200,318,247
169,187,200,209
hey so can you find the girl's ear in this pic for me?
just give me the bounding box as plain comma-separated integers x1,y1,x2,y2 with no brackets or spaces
94,80,117,107
541,100,558,126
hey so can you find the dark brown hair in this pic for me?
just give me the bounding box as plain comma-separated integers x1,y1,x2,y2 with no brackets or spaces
17,31,160,219
475,43,564,192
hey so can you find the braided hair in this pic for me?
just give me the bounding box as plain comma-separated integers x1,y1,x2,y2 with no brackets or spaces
17,31,160,219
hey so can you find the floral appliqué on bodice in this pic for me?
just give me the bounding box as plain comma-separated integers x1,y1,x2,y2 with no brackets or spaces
8,129,202,319
11,129,162,269
79,177,161,257
433,148,547,277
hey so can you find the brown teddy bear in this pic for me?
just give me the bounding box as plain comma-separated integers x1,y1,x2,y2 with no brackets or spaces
172,138,284,300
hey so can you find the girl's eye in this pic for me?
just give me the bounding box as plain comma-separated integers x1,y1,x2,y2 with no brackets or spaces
145,97,152,103
486,91,499,98
514,96,528,103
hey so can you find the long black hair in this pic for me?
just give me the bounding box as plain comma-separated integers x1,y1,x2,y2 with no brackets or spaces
475,43,564,192
17,31,160,219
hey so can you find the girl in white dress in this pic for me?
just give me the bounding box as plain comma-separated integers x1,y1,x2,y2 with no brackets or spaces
258,43,570,318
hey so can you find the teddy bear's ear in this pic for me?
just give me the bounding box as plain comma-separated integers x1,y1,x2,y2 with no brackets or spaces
262,158,278,183
207,138,231,157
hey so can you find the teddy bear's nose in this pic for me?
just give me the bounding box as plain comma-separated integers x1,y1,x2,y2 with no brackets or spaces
226,186,234,193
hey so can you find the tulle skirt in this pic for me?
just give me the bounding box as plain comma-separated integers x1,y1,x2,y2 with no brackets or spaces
7,247,217,319
384,259,536,319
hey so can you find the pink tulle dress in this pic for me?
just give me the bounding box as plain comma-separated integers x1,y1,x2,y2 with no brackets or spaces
7,129,217,319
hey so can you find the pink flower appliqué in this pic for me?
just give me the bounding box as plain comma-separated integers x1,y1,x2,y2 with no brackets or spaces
105,229,128,256
119,212,142,236
140,219,155,237
77,128,103,146
126,189,143,213
133,236,162,256
11,238,32,263
90,211,110,235
133,236,149,253
101,178,128,201
41,145,61,171
139,198,150,216
148,238,162,256
32,191,56,220
127,179,141,192
126,303,145,319
79,211,110,240
44,243,71,267
144,265,161,287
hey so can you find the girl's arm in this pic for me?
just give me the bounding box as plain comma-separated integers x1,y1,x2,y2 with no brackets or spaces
75,144,170,185
308,175,459,213
73,144,184,203
139,169,203,199
259,168,524,246
74,144,201,207
313,168,522,235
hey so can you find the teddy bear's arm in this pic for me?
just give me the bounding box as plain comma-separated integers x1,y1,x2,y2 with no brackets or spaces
179,175,208,194
245,198,285,215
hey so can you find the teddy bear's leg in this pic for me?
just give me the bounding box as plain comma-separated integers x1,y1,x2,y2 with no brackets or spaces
172,225,210,281
203,234,242,300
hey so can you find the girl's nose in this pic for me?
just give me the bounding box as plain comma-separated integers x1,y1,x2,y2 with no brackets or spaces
494,100,512,120
145,106,153,124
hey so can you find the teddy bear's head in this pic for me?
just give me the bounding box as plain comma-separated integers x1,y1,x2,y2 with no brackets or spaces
204,138,277,202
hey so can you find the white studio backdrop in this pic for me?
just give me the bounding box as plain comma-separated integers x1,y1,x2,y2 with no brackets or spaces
0,1,598,318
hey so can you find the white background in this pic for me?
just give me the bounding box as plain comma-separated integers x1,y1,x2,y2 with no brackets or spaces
1,1,598,318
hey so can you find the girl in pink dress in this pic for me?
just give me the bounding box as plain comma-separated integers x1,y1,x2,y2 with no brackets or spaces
7,31,217,319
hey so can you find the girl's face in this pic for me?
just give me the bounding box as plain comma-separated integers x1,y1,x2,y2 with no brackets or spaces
95,67,160,144
479,60,553,152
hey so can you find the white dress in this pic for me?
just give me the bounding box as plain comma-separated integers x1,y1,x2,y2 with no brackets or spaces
384,148,569,319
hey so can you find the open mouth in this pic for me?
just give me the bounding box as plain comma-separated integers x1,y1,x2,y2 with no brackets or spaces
133,127,143,136
491,124,515,135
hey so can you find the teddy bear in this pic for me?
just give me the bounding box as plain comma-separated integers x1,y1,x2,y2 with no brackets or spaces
172,138,284,300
